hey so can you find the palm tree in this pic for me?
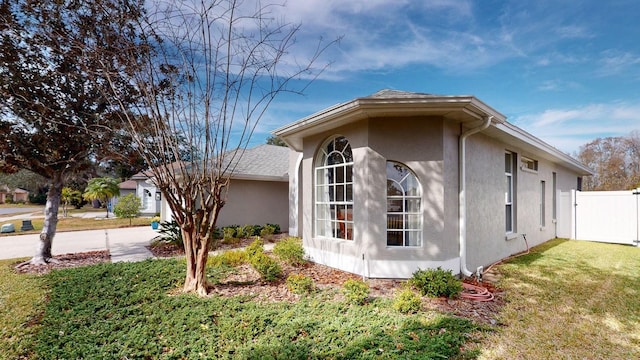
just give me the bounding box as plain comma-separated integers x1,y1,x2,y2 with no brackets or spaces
83,177,120,218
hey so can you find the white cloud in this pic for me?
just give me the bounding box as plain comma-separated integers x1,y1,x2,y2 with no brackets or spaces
512,102,640,153
598,50,640,76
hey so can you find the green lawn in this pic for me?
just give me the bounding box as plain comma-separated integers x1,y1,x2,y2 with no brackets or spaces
2,259,479,359
2,239,639,359
479,239,640,359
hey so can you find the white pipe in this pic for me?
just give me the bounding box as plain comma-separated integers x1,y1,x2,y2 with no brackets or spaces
459,116,492,277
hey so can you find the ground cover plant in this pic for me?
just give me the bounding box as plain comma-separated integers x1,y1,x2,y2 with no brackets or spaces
479,239,640,359
12,259,479,359
0,259,47,358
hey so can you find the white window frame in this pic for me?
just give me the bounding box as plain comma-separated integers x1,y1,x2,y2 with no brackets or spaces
505,151,515,234
386,161,422,247
540,180,546,228
521,156,538,173
314,136,354,241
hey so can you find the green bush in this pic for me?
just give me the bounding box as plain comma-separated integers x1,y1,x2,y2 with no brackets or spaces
265,223,281,233
157,220,183,247
234,226,245,239
245,237,264,259
259,224,275,239
273,237,305,266
222,227,236,240
342,279,370,305
207,250,248,268
409,267,463,298
250,253,282,281
286,274,315,295
393,288,422,314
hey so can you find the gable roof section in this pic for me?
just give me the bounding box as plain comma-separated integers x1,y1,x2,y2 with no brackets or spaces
127,144,289,183
225,144,289,181
274,89,592,176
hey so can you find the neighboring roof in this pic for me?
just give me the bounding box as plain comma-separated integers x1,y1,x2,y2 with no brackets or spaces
118,179,137,190
225,144,289,181
273,89,592,176
13,188,28,194
127,144,290,184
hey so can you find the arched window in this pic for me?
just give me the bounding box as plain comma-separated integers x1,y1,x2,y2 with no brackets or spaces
386,161,422,246
315,136,353,240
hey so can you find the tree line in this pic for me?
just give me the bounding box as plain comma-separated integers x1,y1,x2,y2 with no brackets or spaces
576,130,640,191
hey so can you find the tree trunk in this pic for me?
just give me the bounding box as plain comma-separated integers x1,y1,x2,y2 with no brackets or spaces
30,173,63,265
182,228,211,296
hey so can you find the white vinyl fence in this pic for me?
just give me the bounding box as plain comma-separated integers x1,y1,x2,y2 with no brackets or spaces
557,189,640,246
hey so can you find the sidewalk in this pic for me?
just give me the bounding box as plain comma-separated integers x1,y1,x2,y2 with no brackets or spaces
0,226,159,262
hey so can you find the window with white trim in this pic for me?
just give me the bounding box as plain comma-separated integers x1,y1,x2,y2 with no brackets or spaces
314,136,354,240
540,180,546,227
386,162,422,247
505,152,515,233
521,157,538,172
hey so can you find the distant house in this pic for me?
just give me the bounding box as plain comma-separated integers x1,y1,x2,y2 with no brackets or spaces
0,186,29,203
117,171,161,216
153,144,290,229
273,90,593,279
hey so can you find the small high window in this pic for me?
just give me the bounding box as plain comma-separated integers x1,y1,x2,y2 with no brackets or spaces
521,157,538,172
386,162,422,247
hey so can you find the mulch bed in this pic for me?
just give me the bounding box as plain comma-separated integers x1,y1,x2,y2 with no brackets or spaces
14,238,504,325
14,250,111,275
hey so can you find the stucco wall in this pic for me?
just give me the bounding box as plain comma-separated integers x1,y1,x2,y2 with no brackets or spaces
464,133,582,271
299,117,465,277
216,179,289,229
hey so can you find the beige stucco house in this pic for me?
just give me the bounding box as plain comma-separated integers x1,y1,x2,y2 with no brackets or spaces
273,90,592,279
160,144,290,229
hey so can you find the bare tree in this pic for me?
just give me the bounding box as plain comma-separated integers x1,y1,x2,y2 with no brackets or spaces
102,0,333,295
577,132,640,191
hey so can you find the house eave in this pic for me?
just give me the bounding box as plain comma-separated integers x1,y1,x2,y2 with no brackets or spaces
273,95,507,151
487,122,594,176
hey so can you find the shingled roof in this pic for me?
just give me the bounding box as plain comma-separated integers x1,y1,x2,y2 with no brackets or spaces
126,144,289,183
226,144,289,181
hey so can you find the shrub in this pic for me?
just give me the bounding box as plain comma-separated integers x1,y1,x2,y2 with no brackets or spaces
222,227,237,241
259,224,275,239
286,274,315,295
250,253,282,281
157,220,183,247
245,237,264,259
113,194,142,225
208,250,248,268
234,226,245,239
265,223,281,234
393,288,422,314
342,279,369,305
273,237,305,266
409,267,463,298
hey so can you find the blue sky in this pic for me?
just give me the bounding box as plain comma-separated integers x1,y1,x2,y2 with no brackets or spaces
250,0,640,156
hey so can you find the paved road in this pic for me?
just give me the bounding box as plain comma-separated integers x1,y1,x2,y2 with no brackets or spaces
0,207,42,216
0,226,159,262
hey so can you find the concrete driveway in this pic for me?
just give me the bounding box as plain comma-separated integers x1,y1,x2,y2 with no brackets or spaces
0,226,160,262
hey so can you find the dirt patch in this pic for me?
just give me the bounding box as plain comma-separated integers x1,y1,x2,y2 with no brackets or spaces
14,250,111,275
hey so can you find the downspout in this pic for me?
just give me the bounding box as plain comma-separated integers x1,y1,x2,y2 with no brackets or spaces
459,115,493,277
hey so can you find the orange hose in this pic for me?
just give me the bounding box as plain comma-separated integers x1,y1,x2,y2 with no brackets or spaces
460,282,494,302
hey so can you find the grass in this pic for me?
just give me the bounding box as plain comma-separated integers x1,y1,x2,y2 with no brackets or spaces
0,215,151,236
0,258,47,358
11,259,478,359
479,239,640,359
3,238,639,359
